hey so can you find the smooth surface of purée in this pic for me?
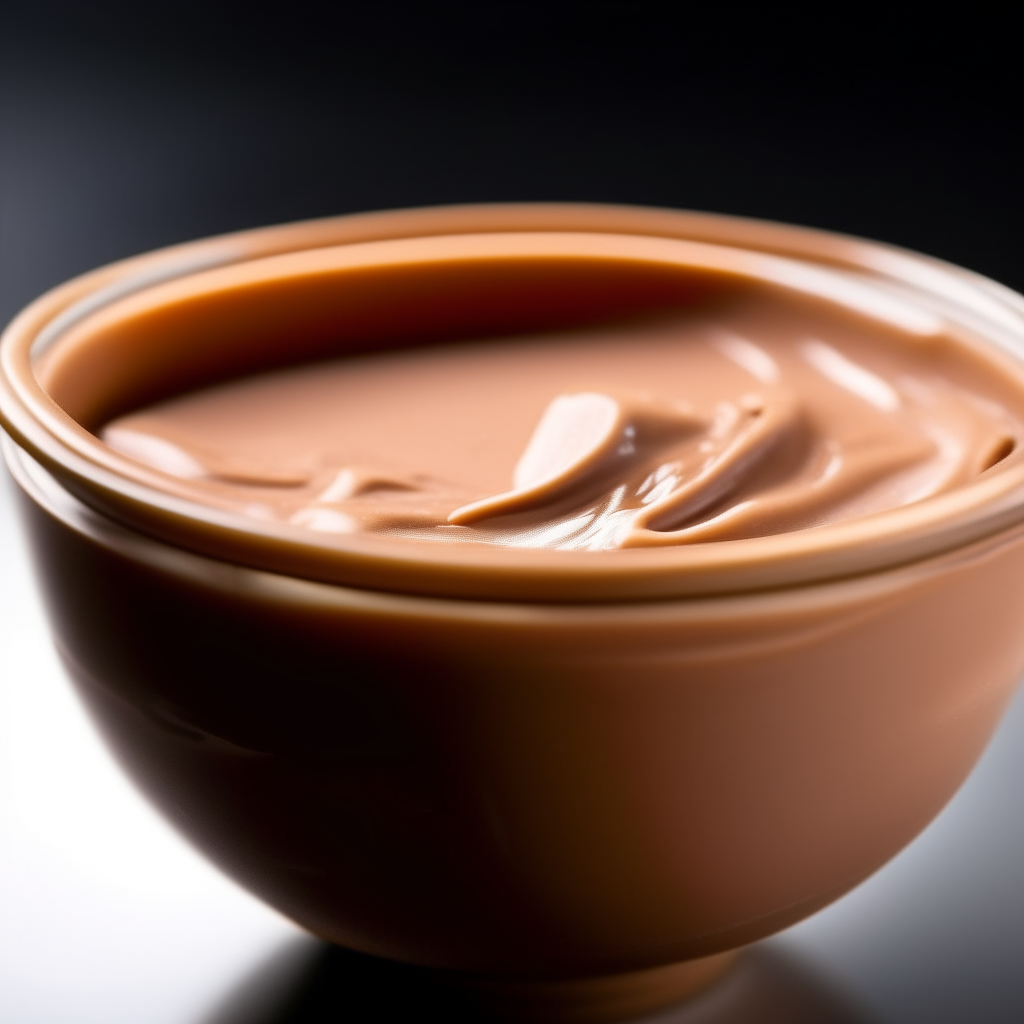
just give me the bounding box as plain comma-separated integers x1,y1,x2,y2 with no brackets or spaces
101,277,1024,551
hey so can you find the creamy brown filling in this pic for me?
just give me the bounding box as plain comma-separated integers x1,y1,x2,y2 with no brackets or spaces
99,287,1024,551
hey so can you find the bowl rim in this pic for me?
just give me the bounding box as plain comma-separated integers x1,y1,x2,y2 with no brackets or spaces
6,202,1024,603
12,433,1022,628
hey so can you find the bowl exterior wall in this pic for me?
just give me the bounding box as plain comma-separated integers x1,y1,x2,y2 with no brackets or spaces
11,454,1024,975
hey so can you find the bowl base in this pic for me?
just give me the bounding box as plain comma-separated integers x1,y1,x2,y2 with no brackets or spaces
441,950,738,1022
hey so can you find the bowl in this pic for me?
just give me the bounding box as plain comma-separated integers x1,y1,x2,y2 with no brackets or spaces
5,204,1024,1022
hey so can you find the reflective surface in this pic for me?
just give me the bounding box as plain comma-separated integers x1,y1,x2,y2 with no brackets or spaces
202,943,871,1023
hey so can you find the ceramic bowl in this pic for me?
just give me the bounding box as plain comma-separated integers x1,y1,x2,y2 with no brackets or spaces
5,205,1024,1021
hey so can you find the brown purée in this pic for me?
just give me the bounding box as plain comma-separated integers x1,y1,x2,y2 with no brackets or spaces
99,277,1024,551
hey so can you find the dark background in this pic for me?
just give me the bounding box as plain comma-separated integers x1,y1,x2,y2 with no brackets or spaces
2,5,1023,1023
3,3,1023,328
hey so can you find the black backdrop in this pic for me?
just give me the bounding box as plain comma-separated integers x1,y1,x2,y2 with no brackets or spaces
3,3,1023,325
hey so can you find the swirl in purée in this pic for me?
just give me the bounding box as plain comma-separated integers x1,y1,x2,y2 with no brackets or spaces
102,323,1022,552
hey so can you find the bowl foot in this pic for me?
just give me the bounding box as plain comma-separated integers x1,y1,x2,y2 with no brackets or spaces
442,950,739,1023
